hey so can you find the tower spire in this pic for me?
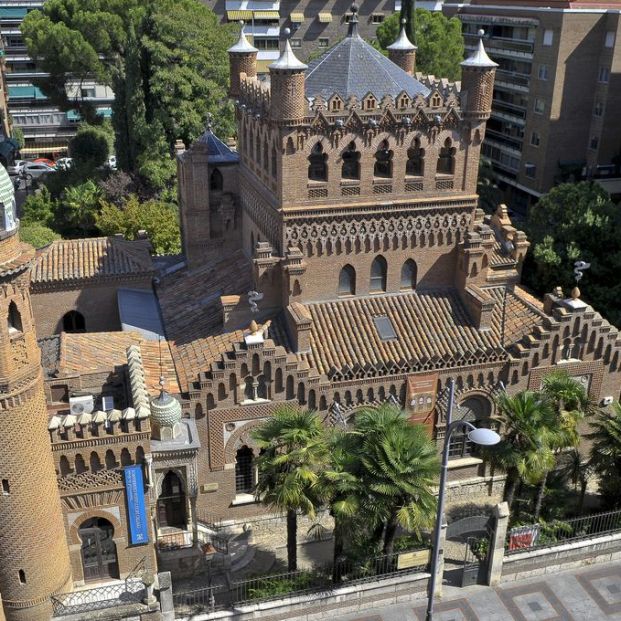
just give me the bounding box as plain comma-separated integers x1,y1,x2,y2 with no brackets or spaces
387,18,417,75
347,2,359,37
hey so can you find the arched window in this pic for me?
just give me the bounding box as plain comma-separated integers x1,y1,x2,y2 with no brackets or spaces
308,143,328,181
338,265,356,295
400,259,417,290
437,138,455,175
121,448,132,466
374,140,393,178
105,450,117,470
75,454,87,474
341,142,360,180
8,301,22,333
90,452,102,473
370,256,387,292
59,455,72,477
406,139,425,176
62,310,85,333
235,446,254,494
209,169,223,191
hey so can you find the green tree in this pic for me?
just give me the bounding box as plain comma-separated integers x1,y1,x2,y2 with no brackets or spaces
22,0,235,189
533,371,591,519
558,449,592,515
400,0,416,45
19,221,60,248
588,403,621,509
252,407,329,571
490,391,557,510
12,126,25,150
59,180,103,236
21,186,56,227
376,9,464,81
524,181,621,326
352,405,439,555
69,125,109,171
96,195,180,254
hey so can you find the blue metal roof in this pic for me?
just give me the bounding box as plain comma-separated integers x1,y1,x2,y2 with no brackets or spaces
196,127,239,164
117,288,165,341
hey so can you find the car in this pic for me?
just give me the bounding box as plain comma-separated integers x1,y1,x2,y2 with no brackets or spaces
22,162,55,179
55,157,73,171
33,157,56,167
7,160,26,176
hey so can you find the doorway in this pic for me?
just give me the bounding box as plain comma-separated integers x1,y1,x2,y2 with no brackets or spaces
79,517,119,582
157,471,187,529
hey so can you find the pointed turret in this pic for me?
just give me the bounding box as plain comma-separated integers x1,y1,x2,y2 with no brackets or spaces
228,21,258,98
461,30,498,121
387,19,417,75
269,28,308,123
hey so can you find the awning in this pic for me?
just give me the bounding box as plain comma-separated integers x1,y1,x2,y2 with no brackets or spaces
318,13,332,23
66,110,81,121
20,144,69,154
96,107,113,118
290,12,304,22
256,59,272,73
0,7,28,19
8,85,36,99
253,10,279,19
227,10,252,20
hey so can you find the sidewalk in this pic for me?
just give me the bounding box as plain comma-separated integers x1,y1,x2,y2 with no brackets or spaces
332,560,621,621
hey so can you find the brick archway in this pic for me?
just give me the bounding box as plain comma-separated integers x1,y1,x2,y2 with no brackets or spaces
223,419,265,465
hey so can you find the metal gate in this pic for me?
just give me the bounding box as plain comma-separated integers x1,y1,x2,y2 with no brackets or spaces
445,513,493,588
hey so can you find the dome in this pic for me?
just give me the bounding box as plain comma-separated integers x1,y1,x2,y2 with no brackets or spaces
0,164,17,234
150,390,182,429
304,9,429,101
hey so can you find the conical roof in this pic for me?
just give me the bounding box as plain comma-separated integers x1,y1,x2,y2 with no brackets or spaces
304,8,428,101
387,21,417,52
228,22,258,54
269,31,308,71
196,124,239,164
461,30,498,69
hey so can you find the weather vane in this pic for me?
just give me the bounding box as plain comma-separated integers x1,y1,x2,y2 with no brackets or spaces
573,260,590,283
247,290,263,314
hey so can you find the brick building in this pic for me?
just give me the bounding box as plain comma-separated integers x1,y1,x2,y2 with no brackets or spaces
0,11,620,619
443,0,621,212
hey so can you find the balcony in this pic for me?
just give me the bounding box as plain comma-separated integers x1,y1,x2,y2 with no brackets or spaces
492,99,527,119
465,32,534,56
496,69,530,89
486,128,523,151
491,109,526,127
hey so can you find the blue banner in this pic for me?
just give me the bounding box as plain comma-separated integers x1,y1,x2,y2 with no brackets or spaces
123,465,149,546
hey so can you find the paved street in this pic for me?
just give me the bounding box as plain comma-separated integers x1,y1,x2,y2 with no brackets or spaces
332,561,621,621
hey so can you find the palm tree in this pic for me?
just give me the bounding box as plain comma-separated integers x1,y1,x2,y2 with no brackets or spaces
559,448,592,515
353,405,439,556
588,402,621,509
533,371,591,519
490,391,557,511
252,407,329,571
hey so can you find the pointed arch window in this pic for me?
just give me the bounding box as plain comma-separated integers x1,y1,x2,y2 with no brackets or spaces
370,256,387,292
338,264,356,296
341,142,360,180
406,138,425,176
209,168,223,191
437,138,456,175
8,301,22,334
374,140,393,178
235,446,254,494
400,259,417,290
308,143,328,181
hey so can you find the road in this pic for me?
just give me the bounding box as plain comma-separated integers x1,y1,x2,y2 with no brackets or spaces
332,560,621,620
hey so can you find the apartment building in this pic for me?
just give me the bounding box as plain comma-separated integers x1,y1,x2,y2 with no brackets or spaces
205,0,444,66
0,1,114,157
444,0,621,212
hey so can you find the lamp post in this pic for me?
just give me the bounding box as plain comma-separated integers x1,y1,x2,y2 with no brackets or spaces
425,378,500,621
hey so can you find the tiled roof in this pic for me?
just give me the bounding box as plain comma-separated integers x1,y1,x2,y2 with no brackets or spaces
58,331,179,396
305,30,429,101
31,237,153,285
157,250,253,390
302,291,503,378
195,128,239,164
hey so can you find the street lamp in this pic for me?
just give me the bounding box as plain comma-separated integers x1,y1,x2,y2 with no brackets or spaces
425,378,500,621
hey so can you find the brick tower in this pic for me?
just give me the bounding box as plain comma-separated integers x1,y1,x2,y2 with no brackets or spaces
0,168,72,621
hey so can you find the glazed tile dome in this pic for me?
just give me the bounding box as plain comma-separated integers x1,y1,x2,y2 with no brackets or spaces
150,390,182,429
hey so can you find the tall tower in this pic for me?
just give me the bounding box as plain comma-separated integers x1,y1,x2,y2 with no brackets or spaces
0,167,72,621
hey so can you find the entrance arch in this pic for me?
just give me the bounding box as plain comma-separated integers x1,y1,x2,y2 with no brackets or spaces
157,471,187,529
79,517,119,582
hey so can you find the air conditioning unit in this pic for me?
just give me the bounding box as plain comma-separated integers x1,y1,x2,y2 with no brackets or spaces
69,394,95,416
601,396,614,407
101,395,115,411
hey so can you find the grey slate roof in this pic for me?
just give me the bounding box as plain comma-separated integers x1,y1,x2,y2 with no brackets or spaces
304,31,430,101
196,127,239,164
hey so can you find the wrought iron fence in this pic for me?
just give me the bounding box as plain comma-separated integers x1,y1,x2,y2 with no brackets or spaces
51,579,145,616
506,508,621,554
172,547,430,614
156,531,194,551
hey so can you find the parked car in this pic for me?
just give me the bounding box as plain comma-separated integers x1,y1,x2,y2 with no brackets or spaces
7,160,26,176
55,157,73,171
33,157,56,167
22,162,55,179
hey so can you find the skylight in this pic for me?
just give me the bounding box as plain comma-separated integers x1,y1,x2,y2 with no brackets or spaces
373,315,397,341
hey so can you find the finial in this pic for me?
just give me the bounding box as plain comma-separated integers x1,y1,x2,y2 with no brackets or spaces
571,286,581,300
249,319,259,334
206,112,213,132
347,2,359,37
573,260,591,283
478,28,485,38
283,27,291,39
401,18,406,25
461,28,498,68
